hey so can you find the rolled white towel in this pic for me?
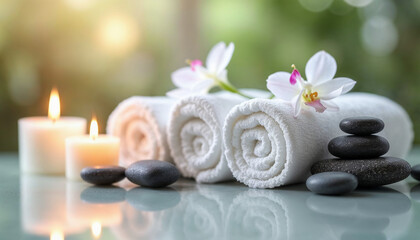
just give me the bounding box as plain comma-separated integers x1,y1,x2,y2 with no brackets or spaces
168,90,269,183
223,93,413,188
107,96,175,167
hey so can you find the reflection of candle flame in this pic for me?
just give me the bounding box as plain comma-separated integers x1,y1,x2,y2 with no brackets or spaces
50,230,64,240
90,117,98,140
48,88,60,122
91,222,102,239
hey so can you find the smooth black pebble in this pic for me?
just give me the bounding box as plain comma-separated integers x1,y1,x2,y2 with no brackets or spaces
411,164,420,181
328,135,389,159
340,117,384,135
125,160,180,188
311,157,411,187
306,172,358,195
81,166,126,185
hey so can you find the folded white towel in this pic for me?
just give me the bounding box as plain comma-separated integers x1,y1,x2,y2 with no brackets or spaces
168,90,269,183
107,96,175,167
223,93,413,188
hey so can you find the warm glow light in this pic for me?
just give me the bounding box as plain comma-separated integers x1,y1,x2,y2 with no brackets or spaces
48,88,60,122
96,14,140,55
50,230,64,240
91,222,102,239
90,117,99,140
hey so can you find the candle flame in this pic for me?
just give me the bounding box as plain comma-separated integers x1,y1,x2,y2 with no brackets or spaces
91,222,102,239
48,88,60,122
90,117,99,140
50,230,64,240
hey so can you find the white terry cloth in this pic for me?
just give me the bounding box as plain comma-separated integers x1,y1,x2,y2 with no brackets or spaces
107,96,176,167
168,90,269,183
223,93,413,189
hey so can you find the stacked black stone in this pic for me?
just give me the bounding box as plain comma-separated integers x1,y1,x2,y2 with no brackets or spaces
311,117,411,187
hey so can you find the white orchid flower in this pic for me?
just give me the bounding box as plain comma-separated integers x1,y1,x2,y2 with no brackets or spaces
267,51,356,117
167,42,252,99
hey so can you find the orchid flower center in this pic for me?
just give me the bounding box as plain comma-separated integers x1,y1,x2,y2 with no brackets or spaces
186,59,202,72
302,88,319,103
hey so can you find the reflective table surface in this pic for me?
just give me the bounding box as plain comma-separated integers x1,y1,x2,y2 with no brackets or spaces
1,149,420,240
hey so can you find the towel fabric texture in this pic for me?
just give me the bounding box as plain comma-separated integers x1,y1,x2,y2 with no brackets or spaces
223,93,413,189
107,96,175,167
168,90,269,183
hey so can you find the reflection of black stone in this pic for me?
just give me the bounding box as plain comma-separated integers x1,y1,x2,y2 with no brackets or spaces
314,213,389,232
356,187,412,217
341,231,386,240
126,187,180,211
410,184,420,202
307,187,411,218
80,186,126,204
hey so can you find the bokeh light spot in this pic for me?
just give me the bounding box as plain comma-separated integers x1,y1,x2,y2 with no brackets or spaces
6,54,40,106
298,0,333,12
344,0,374,7
96,14,140,56
361,16,398,56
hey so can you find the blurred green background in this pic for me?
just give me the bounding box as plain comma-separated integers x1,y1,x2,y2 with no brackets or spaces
0,0,419,151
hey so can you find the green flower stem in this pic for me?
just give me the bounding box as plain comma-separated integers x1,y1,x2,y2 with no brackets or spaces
216,79,253,99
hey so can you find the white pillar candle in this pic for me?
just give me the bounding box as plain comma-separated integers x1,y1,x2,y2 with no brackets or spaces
66,118,120,180
18,88,87,175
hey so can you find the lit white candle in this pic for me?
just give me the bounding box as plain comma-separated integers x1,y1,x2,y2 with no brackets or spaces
18,88,87,175
66,117,120,180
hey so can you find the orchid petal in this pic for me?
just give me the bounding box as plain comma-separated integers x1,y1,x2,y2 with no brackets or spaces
320,100,340,111
192,78,215,93
315,77,356,99
305,51,337,85
304,99,327,113
190,59,203,71
171,67,200,89
329,77,356,94
166,88,194,98
218,69,228,82
319,87,343,100
206,42,234,75
267,72,301,101
290,69,301,85
293,89,304,117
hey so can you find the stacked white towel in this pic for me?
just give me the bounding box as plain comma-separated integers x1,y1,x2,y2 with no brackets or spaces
168,90,269,183
107,96,175,167
223,93,413,189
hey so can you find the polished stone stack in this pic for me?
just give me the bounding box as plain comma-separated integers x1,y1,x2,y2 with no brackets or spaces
311,117,411,187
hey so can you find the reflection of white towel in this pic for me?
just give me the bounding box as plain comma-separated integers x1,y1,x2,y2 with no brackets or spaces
168,91,269,183
107,97,175,167
223,93,413,188
226,190,288,240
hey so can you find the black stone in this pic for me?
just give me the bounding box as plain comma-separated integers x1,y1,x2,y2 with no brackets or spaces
410,164,420,181
340,117,385,135
311,157,411,187
306,172,358,195
125,160,180,188
328,135,389,159
81,166,126,185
